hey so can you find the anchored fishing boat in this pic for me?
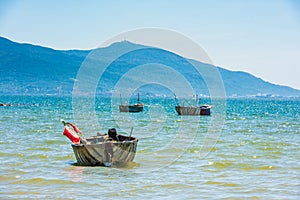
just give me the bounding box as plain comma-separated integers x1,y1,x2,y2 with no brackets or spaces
175,105,211,115
174,94,211,116
62,121,138,166
119,93,144,112
119,104,144,112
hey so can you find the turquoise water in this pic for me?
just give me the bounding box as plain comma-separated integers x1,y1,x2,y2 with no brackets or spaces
0,96,299,199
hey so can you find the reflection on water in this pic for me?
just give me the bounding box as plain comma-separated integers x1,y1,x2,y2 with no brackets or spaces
64,166,85,182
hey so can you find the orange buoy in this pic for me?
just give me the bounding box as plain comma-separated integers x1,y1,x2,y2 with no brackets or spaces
63,125,81,144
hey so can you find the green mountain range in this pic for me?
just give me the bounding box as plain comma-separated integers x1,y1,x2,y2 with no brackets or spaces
0,36,299,97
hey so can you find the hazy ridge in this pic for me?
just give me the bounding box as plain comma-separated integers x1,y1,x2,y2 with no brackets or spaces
0,36,299,97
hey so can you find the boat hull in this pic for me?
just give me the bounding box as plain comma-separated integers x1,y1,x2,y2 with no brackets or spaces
175,105,211,115
71,136,138,166
119,104,144,112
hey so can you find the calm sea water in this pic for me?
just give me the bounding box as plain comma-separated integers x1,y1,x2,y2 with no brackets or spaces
0,96,299,199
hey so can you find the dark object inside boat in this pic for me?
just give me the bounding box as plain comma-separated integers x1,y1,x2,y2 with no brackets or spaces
108,128,118,140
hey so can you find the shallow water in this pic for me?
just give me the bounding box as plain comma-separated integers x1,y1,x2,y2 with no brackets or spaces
0,96,299,199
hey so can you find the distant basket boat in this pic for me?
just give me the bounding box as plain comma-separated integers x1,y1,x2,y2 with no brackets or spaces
0,103,11,106
119,92,144,113
175,105,211,115
62,121,138,166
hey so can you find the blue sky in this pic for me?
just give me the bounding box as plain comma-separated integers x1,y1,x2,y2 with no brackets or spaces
1,0,300,90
